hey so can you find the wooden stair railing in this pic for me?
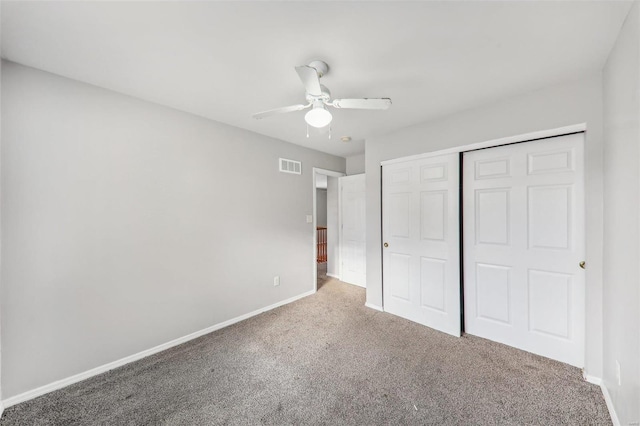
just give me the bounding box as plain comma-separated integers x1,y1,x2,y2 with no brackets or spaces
317,227,327,263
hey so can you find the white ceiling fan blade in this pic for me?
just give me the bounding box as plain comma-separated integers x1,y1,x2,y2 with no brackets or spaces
253,104,311,120
295,65,322,96
330,98,392,110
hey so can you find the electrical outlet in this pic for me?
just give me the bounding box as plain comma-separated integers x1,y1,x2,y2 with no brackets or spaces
273,276,280,287
615,360,621,386
306,215,313,223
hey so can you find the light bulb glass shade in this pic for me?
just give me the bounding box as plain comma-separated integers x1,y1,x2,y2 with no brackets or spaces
305,105,332,128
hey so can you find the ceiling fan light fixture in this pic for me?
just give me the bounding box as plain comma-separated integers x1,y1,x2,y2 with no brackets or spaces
305,104,332,128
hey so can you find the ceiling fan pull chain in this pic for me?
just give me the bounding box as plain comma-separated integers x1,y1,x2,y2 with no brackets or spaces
306,124,309,138
329,126,332,140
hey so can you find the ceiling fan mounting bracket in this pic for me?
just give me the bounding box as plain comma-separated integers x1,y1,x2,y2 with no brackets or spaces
308,60,329,78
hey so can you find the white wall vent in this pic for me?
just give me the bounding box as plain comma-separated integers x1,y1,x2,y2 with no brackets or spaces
279,158,302,175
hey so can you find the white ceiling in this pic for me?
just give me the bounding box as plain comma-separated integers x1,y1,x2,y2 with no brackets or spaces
1,1,632,158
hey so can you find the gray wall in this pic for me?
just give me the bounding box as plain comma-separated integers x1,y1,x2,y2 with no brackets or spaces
0,14,3,407
365,74,604,379
326,177,339,277
315,189,327,227
602,2,640,424
0,61,345,398
346,154,365,175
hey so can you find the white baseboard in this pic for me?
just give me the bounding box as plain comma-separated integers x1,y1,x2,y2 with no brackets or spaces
326,273,340,279
2,289,315,409
365,302,384,312
584,373,602,386
583,373,620,425
600,383,621,426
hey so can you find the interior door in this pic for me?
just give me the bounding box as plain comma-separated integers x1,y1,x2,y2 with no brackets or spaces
340,174,366,287
382,153,460,337
463,133,585,367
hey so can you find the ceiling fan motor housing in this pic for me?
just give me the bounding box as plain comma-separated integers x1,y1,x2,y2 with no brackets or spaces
306,85,331,103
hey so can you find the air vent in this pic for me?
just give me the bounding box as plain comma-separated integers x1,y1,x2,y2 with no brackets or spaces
279,158,302,175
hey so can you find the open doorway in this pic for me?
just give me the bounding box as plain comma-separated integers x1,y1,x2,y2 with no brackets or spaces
316,175,329,288
313,168,344,291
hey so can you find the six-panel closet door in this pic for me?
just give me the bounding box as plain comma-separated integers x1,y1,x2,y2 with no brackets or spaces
462,133,585,367
382,153,461,337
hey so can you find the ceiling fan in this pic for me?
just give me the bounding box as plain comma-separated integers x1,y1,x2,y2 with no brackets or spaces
252,60,391,132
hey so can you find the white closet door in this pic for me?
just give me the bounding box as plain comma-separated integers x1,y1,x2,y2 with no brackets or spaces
463,133,585,367
340,174,366,287
382,153,460,337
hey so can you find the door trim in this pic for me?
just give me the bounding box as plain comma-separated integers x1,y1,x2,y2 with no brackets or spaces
380,123,586,166
312,168,345,293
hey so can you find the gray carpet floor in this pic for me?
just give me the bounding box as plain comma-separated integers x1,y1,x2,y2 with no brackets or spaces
1,266,611,425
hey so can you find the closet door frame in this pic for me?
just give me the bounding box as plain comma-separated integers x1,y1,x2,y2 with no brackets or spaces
379,124,593,372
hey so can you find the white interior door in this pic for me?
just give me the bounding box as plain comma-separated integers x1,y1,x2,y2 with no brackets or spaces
382,153,460,337
340,174,366,287
463,133,585,367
